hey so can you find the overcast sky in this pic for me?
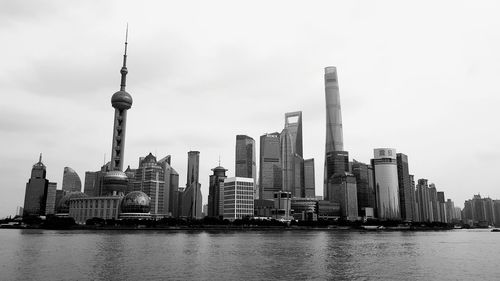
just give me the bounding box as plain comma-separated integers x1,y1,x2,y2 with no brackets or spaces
1,0,499,217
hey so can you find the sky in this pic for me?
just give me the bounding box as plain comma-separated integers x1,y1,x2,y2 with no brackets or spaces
1,0,500,217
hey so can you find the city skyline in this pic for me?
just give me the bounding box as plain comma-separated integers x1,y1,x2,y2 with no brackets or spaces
2,1,500,217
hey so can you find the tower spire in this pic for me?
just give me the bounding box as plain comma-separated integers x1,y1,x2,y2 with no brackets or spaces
39,153,42,163
120,24,129,91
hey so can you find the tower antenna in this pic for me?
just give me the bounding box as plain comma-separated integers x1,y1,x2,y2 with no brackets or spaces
120,24,129,91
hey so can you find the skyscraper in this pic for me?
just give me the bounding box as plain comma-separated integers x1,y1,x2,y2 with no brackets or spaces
235,135,257,198
102,28,133,196
396,153,416,221
259,132,282,200
352,160,376,217
303,159,315,198
208,164,227,218
23,154,57,216
372,148,400,220
181,151,202,218
324,66,345,199
327,172,358,220
324,151,349,201
281,111,304,197
158,155,179,217
133,153,165,217
62,167,82,192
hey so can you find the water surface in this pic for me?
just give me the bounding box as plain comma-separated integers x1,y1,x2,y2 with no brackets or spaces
0,229,497,280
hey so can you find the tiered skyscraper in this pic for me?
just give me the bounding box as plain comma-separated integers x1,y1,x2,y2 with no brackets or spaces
208,164,227,217
101,28,133,196
323,66,348,201
23,154,57,216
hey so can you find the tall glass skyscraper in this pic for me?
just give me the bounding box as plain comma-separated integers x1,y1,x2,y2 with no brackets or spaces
182,151,202,218
372,148,400,220
259,132,282,200
324,66,347,200
235,135,257,198
396,153,416,221
281,111,303,197
62,167,82,193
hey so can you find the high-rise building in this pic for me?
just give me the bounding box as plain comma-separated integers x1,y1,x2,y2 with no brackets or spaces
157,155,179,217
83,162,111,197
463,194,496,226
222,177,254,220
23,154,57,216
101,31,133,196
303,159,315,198
208,164,227,218
327,173,358,221
324,151,349,201
437,191,447,223
259,132,282,200
416,179,431,222
428,184,439,222
396,153,416,221
235,135,257,199
493,200,500,227
133,153,165,218
372,148,400,220
324,66,345,200
62,167,82,192
445,199,455,223
351,160,376,217
180,151,202,218
281,111,304,197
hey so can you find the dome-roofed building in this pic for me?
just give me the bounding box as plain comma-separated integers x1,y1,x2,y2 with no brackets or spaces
120,191,152,220
56,191,88,215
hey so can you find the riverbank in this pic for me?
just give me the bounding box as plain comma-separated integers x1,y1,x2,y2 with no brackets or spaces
1,224,456,231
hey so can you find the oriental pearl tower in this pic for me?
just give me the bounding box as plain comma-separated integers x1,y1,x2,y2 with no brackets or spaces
102,27,133,196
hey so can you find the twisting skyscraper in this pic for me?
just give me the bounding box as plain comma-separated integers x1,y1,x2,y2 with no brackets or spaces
102,28,134,196
324,66,347,200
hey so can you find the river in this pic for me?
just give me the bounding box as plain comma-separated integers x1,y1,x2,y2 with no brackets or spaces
0,229,497,280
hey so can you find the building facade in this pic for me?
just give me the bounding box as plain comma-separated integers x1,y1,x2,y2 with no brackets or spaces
23,154,57,217
396,153,416,221
208,165,227,218
62,167,82,192
180,151,202,218
157,155,179,217
259,132,282,200
323,66,345,200
352,160,375,217
303,159,315,198
235,135,257,198
222,177,254,220
372,148,400,220
324,151,349,201
281,111,304,198
327,173,358,221
133,153,166,218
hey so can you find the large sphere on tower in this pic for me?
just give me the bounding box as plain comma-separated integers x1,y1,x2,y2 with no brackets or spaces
111,90,133,109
